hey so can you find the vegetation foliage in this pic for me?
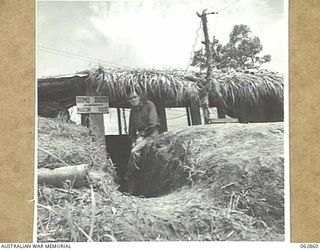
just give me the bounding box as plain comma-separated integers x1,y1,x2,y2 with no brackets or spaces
191,24,271,71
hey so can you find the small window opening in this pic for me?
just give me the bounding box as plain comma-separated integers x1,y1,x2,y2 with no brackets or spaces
165,107,189,131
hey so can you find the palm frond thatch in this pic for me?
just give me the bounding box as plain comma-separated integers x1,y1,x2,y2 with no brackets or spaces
38,67,284,122
208,71,284,110
86,67,200,105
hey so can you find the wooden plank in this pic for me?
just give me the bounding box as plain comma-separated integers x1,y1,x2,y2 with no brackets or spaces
209,118,239,124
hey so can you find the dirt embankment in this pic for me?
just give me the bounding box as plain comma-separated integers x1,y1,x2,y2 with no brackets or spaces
37,117,284,241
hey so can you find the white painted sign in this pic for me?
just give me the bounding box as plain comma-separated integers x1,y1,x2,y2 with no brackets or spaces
76,96,109,114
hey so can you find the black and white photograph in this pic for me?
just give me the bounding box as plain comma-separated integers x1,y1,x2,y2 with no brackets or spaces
36,0,287,243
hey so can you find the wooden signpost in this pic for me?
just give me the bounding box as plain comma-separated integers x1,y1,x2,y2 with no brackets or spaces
77,94,109,156
76,96,109,114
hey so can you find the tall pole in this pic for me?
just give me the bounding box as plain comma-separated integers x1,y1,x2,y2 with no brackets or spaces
197,9,218,124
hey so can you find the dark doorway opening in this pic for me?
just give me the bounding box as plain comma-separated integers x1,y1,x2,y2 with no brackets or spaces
103,104,200,195
105,135,131,192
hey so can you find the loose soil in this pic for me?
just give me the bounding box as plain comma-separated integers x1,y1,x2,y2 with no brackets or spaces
37,117,284,241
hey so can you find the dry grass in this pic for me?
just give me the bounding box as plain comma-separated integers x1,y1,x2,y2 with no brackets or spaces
137,123,284,234
37,117,284,242
209,71,284,110
86,67,199,105
85,67,283,110
38,67,284,122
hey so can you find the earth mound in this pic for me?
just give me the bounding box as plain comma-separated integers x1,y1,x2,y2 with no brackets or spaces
37,117,284,241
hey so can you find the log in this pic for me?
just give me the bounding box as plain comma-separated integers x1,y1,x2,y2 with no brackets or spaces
38,164,88,188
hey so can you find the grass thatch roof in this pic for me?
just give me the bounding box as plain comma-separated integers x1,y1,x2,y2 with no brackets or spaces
38,67,284,121
86,67,199,106
85,67,284,111
208,71,284,109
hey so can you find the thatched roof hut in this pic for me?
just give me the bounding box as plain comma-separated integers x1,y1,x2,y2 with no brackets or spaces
38,67,284,123
86,68,200,107
38,68,199,108
209,71,284,122
38,72,88,110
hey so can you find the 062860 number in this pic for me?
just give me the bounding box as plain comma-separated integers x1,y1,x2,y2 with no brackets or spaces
300,244,319,248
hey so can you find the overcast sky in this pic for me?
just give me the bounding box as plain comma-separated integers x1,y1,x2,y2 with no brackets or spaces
37,0,286,77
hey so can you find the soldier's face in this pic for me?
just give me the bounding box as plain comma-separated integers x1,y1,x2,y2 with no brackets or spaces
127,93,141,107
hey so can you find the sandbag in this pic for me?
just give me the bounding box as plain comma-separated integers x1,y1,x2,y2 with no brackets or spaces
38,164,88,188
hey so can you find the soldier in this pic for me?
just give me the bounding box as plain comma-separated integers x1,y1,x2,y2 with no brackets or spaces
124,91,160,194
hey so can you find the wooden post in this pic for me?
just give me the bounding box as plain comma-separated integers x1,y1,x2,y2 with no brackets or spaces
190,102,202,125
81,114,90,127
117,107,122,135
217,106,226,118
197,9,218,124
186,106,191,126
122,108,128,134
153,98,167,133
86,86,107,153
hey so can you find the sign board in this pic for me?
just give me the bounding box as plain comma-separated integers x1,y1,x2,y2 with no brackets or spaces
76,96,109,114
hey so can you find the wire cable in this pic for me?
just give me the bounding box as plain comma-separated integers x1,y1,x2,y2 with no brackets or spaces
38,45,127,68
38,45,125,67
38,48,124,70
183,20,202,76
38,48,99,64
